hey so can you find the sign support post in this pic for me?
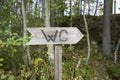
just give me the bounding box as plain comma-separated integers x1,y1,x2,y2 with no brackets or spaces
27,27,83,80
54,45,62,80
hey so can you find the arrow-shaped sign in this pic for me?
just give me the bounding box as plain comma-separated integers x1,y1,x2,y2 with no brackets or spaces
27,27,83,45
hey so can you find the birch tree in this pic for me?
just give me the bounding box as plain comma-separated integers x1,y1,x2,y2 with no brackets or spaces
83,1,91,65
44,0,54,63
21,0,32,66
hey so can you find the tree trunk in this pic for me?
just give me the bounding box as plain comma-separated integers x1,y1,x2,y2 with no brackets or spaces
83,2,91,65
70,0,72,16
94,0,99,16
87,0,90,15
103,0,112,57
114,39,120,64
21,0,32,66
113,0,116,14
44,0,54,62
79,0,83,15
50,0,55,27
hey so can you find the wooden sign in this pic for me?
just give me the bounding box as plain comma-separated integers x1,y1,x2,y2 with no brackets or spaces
27,27,83,45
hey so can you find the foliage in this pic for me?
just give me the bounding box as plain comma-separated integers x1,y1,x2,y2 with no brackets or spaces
76,64,95,80
0,32,23,70
107,64,120,79
0,58,3,67
63,59,96,80
0,0,120,80
0,71,14,80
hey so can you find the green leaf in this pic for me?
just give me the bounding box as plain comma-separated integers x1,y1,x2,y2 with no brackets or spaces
8,75,14,80
3,5,7,10
0,58,4,61
1,74,7,79
0,63,3,66
13,0,16,3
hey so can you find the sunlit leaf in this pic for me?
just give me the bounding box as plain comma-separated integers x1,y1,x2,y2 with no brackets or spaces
1,74,7,79
8,75,14,80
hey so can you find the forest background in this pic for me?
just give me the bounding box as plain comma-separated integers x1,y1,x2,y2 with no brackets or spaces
0,0,120,80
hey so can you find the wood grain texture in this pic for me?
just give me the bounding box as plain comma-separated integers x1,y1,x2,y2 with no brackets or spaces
54,45,62,80
27,27,83,45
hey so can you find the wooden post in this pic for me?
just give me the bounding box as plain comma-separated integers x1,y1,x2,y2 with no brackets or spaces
54,45,62,80
27,27,83,80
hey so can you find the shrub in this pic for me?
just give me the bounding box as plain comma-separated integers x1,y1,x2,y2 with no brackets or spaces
107,64,120,80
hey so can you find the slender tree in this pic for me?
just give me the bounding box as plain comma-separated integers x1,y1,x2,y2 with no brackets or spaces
44,0,54,63
21,0,32,66
113,0,116,14
83,1,91,64
50,0,56,27
114,39,120,64
94,0,99,16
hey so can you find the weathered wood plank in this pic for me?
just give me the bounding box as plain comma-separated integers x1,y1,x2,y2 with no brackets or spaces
27,27,83,45
54,45,62,80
